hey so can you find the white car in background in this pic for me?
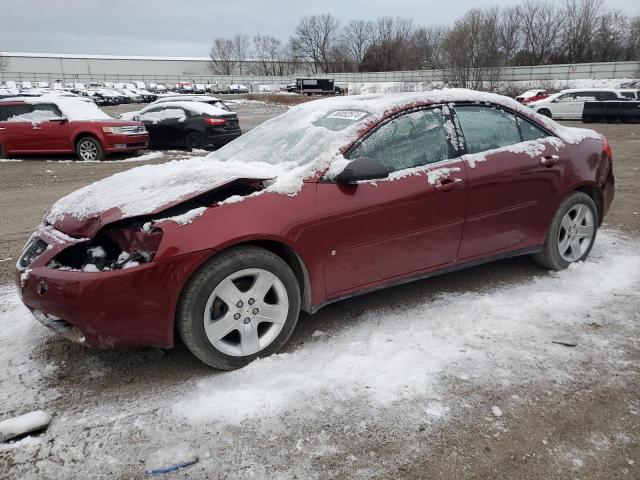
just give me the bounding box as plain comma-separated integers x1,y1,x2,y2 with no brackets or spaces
528,88,627,120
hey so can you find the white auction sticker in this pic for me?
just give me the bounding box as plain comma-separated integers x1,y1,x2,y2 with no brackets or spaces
326,110,369,120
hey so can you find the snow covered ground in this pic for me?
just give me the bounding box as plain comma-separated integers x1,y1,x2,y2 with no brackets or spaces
1,229,639,478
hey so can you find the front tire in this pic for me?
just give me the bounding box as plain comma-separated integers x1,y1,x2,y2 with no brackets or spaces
76,136,105,161
177,246,301,370
533,192,598,270
0,143,6,159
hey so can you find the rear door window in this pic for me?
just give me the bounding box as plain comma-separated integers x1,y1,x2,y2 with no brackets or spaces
454,105,521,154
596,91,618,101
348,108,451,173
32,103,64,119
4,105,35,121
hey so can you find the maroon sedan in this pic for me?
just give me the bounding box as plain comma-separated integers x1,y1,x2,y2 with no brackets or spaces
16,89,614,370
0,97,148,161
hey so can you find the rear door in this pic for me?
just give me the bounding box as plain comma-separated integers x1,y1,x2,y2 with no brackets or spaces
551,92,580,119
0,104,36,153
27,103,73,152
453,104,562,260
316,106,468,295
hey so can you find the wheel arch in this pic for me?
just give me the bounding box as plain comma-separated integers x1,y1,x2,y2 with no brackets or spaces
73,132,103,149
183,238,313,314
573,183,604,226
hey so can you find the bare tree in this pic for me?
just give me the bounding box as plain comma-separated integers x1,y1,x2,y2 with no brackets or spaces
517,1,565,65
591,10,628,62
561,0,603,63
360,17,415,71
252,35,285,75
342,20,373,66
407,26,448,70
442,8,503,89
498,6,522,65
626,16,640,62
209,37,236,75
232,33,250,74
290,14,341,73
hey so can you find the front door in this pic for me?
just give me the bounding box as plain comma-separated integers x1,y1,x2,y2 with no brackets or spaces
316,107,468,296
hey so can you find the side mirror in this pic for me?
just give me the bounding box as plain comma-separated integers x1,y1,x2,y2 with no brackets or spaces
133,115,140,121
335,157,391,183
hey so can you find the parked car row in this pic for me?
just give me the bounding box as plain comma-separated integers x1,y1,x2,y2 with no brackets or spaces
524,88,639,121
0,93,242,160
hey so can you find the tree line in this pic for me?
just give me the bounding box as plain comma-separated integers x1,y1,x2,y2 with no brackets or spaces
209,0,640,86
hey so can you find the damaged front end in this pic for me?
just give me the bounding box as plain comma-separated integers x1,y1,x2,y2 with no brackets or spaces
43,178,266,273
47,221,164,273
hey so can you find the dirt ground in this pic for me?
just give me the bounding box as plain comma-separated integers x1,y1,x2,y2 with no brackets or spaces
0,103,638,479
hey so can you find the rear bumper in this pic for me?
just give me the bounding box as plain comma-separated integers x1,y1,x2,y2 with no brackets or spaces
205,129,242,147
17,249,213,349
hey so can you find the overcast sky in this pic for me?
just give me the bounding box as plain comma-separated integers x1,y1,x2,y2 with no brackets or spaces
1,0,638,57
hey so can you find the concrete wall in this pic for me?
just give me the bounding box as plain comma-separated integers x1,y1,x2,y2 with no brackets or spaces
1,52,638,85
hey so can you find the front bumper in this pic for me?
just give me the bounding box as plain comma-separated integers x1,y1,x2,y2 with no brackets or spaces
103,133,149,152
17,229,213,349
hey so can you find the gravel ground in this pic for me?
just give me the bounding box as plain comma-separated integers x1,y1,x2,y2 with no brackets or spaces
0,102,638,479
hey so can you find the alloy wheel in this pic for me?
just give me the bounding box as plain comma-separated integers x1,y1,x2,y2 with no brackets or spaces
203,268,289,356
78,139,98,161
557,203,595,262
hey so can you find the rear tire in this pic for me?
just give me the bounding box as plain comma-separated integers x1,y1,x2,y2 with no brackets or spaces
185,131,206,150
533,192,598,270
538,108,552,118
177,246,301,370
76,136,105,161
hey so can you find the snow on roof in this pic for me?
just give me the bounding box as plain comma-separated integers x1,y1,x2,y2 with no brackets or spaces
146,101,231,116
15,96,112,121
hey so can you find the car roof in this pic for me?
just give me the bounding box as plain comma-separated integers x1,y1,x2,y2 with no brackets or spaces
144,101,231,115
559,88,622,93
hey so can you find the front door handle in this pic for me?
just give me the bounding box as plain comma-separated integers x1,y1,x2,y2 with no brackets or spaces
435,178,463,192
540,155,559,167
0,127,6,130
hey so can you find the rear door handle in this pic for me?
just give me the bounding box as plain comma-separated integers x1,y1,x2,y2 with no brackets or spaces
540,155,559,167
435,178,463,192
0,127,6,131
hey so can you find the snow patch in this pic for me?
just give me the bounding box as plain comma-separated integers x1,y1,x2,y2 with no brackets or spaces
172,230,640,425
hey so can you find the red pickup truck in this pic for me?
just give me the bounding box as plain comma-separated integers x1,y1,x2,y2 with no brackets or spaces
0,96,148,161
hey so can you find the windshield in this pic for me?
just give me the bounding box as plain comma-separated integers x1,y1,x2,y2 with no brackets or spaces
207,102,371,166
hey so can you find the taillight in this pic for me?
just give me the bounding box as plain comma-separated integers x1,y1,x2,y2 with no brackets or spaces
602,135,612,159
204,117,226,126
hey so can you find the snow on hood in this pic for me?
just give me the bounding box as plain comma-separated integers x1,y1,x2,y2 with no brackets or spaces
46,158,285,232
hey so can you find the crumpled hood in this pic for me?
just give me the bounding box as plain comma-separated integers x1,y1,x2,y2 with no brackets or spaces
46,157,280,238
